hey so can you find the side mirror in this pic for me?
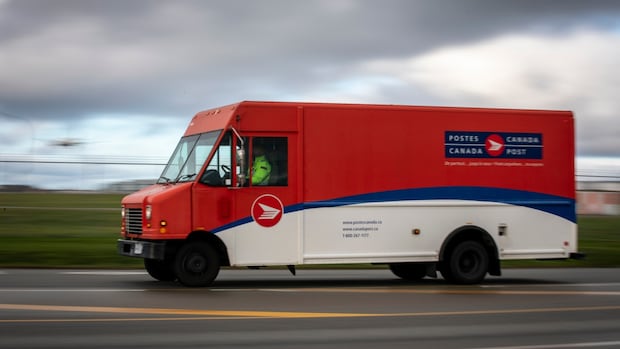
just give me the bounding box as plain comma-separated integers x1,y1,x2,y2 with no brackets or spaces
236,148,246,186
231,127,246,187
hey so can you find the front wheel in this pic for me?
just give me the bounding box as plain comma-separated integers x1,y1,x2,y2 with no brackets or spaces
144,258,176,282
174,242,220,287
441,240,489,285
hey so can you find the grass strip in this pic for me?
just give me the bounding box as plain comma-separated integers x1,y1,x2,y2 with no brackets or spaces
1,193,619,269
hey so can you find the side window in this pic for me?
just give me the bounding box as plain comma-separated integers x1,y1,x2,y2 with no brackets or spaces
200,132,232,186
250,137,288,186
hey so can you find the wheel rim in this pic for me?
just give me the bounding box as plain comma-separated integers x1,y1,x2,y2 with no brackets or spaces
185,253,207,274
459,250,481,275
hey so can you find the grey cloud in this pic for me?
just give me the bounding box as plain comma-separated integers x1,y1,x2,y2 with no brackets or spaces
0,0,619,158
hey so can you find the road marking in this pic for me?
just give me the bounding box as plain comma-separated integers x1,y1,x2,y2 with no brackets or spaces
1,285,619,296
0,316,262,323
481,283,620,288
0,284,620,296
386,305,620,318
472,340,620,348
0,289,146,292
0,304,374,319
1,304,620,323
247,287,620,296
0,271,147,276
61,271,148,275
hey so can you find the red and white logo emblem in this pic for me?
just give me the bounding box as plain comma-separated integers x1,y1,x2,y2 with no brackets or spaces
485,134,504,157
251,194,284,228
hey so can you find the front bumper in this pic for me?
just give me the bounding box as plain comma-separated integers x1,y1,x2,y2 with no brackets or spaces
117,239,166,260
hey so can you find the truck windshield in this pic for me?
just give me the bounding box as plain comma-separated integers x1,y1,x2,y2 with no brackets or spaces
157,130,222,183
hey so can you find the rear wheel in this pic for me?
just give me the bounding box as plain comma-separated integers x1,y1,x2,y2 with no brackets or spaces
174,242,220,287
441,240,488,284
389,263,427,281
144,258,176,282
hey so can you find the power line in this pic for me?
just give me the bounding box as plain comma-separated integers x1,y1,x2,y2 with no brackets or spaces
0,154,167,166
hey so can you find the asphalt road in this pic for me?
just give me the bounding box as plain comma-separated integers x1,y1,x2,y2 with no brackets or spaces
1,268,620,349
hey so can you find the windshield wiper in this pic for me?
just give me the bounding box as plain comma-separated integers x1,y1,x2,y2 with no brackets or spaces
176,173,196,183
159,176,171,184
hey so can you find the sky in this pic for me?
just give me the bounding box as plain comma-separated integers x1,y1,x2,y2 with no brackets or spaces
1,0,620,189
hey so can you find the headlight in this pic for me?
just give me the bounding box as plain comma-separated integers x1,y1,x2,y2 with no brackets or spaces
145,205,152,221
121,206,126,219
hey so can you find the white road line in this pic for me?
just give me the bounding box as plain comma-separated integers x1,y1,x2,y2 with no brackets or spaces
482,283,620,288
0,289,146,292
471,340,620,349
60,271,147,275
0,270,147,276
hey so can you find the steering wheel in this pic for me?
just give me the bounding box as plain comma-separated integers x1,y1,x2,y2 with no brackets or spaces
221,165,232,181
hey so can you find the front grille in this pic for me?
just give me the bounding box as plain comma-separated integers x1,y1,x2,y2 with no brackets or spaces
125,208,143,234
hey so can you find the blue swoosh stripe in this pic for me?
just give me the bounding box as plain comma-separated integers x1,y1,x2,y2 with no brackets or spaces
302,187,575,222
212,186,575,233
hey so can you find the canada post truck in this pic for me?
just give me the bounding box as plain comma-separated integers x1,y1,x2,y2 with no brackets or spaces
118,101,579,286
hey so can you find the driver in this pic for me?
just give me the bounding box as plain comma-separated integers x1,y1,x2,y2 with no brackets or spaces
251,145,271,185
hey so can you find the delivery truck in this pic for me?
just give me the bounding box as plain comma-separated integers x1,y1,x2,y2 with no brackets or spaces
118,101,579,286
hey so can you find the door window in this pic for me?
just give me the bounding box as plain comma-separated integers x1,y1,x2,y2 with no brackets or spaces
250,137,288,186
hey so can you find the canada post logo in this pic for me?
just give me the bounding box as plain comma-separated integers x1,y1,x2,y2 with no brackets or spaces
251,194,284,228
445,131,543,159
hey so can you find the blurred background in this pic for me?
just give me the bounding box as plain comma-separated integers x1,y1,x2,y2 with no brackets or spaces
1,1,619,268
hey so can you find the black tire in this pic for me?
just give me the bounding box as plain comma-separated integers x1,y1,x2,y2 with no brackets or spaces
144,258,176,282
441,240,489,284
174,242,220,287
389,263,427,281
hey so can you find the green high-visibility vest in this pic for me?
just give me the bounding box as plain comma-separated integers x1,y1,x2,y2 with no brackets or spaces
251,155,271,185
